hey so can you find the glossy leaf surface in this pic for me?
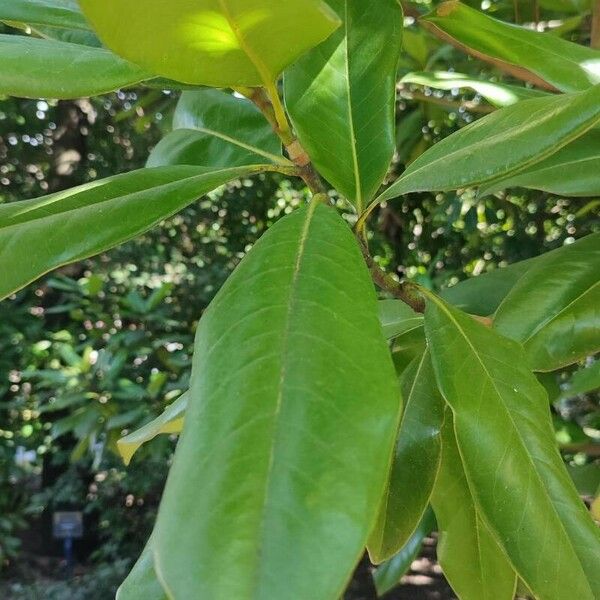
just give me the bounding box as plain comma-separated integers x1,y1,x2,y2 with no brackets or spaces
154,203,401,599
0,165,268,301
0,0,89,30
285,0,403,210
425,295,600,599
369,350,444,563
482,130,600,197
148,90,287,168
372,508,436,597
371,84,600,208
432,417,516,600
378,299,423,340
0,34,150,99
422,1,600,92
116,537,167,600
79,0,341,87
401,71,546,107
117,393,188,466
495,232,600,371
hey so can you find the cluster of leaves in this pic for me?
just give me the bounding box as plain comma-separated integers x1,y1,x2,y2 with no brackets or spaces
0,1,599,600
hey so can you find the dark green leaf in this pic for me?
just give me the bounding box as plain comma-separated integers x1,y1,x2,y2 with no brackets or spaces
494,232,600,371
370,85,600,209
79,0,341,87
0,165,271,300
0,34,150,99
422,1,600,92
432,417,516,600
372,507,436,597
285,0,403,210
154,203,401,599
425,294,600,599
0,0,89,30
369,350,444,562
148,90,288,168
117,393,188,466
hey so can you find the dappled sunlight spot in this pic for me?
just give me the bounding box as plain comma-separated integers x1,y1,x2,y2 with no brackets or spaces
178,9,271,56
580,59,600,84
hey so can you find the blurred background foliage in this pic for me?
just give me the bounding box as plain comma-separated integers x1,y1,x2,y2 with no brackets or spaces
0,1,599,597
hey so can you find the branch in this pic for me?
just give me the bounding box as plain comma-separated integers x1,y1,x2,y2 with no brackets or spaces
592,0,600,49
246,87,327,196
357,238,425,313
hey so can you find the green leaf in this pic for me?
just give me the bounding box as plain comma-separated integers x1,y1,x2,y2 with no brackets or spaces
117,393,188,466
425,294,600,599
79,0,341,87
378,299,423,340
372,507,436,597
0,165,271,300
422,1,600,93
284,0,403,210
370,84,600,209
0,0,89,30
560,360,600,399
440,232,599,316
432,417,516,600
148,90,289,169
494,232,600,371
0,34,150,99
368,350,444,563
116,537,167,600
154,203,401,599
482,130,600,197
401,71,547,107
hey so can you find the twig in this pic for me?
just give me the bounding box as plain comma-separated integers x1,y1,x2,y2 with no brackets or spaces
246,87,327,195
357,238,425,313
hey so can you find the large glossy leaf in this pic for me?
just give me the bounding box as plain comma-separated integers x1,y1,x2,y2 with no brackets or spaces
79,0,341,87
378,299,422,340
432,417,516,600
401,71,546,107
154,203,401,599
0,165,271,301
495,232,600,371
369,84,600,210
0,0,89,30
421,1,600,92
369,350,444,563
372,507,436,597
148,90,288,168
116,537,167,600
117,393,188,466
0,34,150,99
425,294,600,599
284,0,403,211
482,130,600,197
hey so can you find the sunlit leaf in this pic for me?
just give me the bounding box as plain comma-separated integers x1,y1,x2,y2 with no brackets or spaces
79,0,341,87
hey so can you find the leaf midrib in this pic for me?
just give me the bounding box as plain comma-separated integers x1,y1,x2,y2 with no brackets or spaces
251,201,319,598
